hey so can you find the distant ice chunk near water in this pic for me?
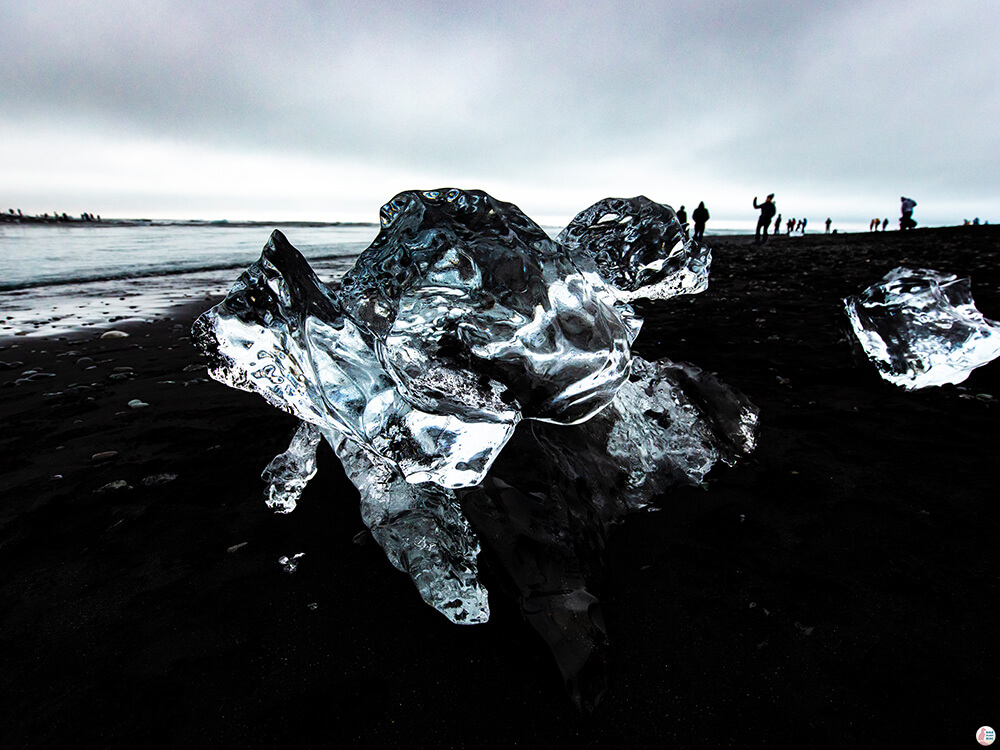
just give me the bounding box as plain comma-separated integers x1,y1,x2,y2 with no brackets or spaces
844,266,1000,389
193,187,756,705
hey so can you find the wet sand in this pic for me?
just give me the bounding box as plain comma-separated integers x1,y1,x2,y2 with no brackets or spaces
1,226,998,747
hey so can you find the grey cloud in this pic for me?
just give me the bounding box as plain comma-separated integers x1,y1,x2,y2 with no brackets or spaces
2,0,998,221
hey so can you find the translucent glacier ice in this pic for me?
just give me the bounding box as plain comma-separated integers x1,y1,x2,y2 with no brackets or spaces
191,226,518,489
193,188,756,709
338,188,639,427
558,195,711,303
262,420,322,513
844,266,1000,389
326,427,490,625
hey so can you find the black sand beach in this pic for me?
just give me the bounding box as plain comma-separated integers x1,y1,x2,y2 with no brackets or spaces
2,226,998,748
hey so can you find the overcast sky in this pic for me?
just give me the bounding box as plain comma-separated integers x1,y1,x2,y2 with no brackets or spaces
2,0,997,228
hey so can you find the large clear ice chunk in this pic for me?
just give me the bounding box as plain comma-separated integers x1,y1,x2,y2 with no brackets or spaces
193,187,757,709
339,188,636,426
844,266,1000,389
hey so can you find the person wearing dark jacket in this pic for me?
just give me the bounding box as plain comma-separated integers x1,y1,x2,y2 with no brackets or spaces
900,196,917,230
753,193,777,244
692,201,710,240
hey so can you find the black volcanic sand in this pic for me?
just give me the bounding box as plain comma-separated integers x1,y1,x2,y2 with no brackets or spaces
1,226,997,748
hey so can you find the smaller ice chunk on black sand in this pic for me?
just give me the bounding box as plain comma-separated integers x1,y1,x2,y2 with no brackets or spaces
844,266,1000,389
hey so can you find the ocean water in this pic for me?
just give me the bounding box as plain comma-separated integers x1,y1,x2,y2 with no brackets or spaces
0,221,378,291
0,222,385,337
0,220,754,292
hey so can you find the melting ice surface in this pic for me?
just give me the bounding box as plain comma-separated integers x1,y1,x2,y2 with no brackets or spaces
844,266,1000,389
194,189,756,709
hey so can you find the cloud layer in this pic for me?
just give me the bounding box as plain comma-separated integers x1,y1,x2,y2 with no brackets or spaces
2,1,997,225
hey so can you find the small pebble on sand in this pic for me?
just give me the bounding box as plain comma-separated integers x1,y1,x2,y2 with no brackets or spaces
141,473,178,486
100,330,129,339
95,480,132,493
91,450,119,462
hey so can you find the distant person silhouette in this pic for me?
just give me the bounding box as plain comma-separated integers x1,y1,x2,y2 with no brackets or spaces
692,201,710,240
786,218,795,235
774,214,782,235
753,194,776,244
882,218,888,231
826,217,832,233
900,196,917,230
676,205,688,234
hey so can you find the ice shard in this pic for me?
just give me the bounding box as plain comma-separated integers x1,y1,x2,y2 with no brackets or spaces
326,428,490,625
193,188,757,708
844,266,1000,389
262,421,322,513
557,195,710,303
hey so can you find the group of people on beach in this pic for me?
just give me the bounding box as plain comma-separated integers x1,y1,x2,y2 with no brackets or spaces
2,208,101,224
675,202,711,240
750,195,811,243
785,217,807,235
745,194,926,243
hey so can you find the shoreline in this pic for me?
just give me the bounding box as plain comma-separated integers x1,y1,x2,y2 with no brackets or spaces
0,258,354,338
1,227,998,746
1,213,379,228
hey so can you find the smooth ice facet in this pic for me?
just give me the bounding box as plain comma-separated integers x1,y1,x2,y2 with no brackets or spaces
844,266,1000,389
